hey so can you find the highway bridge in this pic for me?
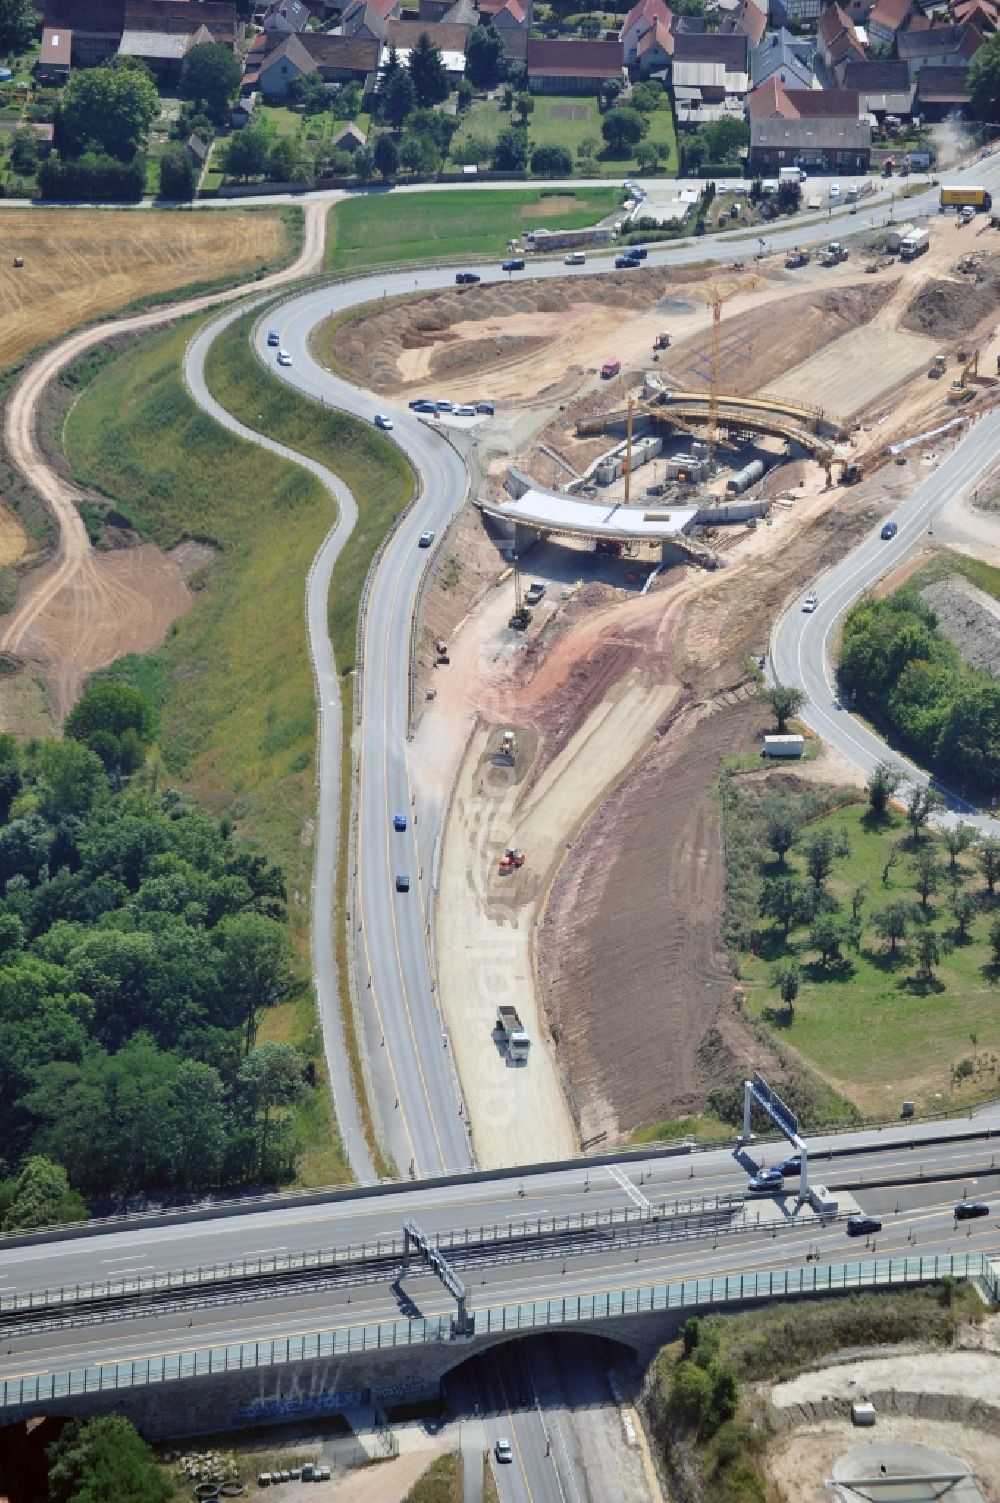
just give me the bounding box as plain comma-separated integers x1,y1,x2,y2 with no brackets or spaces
2,1119,998,1437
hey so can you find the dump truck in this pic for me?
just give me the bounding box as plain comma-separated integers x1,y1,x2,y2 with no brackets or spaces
498,846,525,874
654,331,671,350
820,242,848,266
496,729,517,765
600,358,621,380
940,185,992,211
899,227,929,260
929,354,947,378
494,1006,530,1062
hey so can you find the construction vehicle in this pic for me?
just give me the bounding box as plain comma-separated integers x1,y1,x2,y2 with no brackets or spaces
653,331,671,350
600,358,621,380
899,227,929,260
842,462,863,484
495,729,517,766
524,581,546,605
434,637,449,665
784,247,810,269
882,157,894,177
498,846,525,873
820,242,848,266
929,354,947,378
494,1005,530,1062
508,559,532,631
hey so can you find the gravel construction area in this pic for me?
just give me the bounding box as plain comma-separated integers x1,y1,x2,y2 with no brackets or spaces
766,325,939,422
768,1420,998,1503
901,256,1000,338
921,574,1000,676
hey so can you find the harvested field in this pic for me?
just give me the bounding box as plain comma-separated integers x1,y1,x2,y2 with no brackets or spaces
901,257,1000,337
0,208,291,368
921,573,1000,677
766,324,938,421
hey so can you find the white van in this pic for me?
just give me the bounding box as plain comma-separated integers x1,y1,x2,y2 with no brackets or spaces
829,182,841,200
564,251,586,264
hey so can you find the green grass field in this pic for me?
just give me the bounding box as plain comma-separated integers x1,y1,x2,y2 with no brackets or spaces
450,96,678,176
324,185,620,272
740,799,1000,1117
63,313,410,1184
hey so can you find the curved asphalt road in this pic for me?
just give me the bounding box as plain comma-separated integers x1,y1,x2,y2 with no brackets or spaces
772,406,1000,831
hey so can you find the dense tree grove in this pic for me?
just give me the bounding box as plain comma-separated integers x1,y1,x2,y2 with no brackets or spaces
840,587,1000,791
47,1416,171,1503
0,686,306,1217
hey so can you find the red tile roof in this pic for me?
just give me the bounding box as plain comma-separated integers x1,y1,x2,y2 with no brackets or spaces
869,0,912,30
622,0,671,35
526,37,624,75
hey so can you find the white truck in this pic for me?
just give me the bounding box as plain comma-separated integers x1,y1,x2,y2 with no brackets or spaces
495,1006,530,1063
779,166,806,184
899,226,929,260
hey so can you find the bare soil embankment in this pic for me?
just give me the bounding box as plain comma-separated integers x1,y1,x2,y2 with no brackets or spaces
921,573,1000,677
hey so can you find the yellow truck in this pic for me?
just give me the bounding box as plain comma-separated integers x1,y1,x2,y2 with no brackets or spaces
939,185,993,211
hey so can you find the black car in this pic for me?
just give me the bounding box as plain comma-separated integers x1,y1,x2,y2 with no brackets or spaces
502,258,525,272
777,1156,802,1176
455,271,481,284
627,245,648,259
615,256,638,269
955,1201,989,1219
880,521,898,540
409,397,434,411
846,1215,882,1237
395,874,410,893
475,401,495,415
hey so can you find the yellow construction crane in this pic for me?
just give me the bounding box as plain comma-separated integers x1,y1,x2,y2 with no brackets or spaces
705,280,756,464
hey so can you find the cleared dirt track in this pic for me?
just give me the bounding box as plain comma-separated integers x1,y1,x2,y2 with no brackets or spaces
0,202,326,717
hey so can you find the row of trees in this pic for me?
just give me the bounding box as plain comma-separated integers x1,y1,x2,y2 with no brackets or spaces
0,682,313,1217
840,586,1000,792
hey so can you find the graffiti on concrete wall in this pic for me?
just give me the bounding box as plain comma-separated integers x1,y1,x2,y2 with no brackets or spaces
234,1388,366,1423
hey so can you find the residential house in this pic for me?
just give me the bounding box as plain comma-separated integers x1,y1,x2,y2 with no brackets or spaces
419,0,453,20
525,38,625,92
41,0,124,67
867,0,913,48
258,30,317,95
122,0,238,48
841,56,914,111
241,29,269,90
751,27,815,89
491,0,530,60
895,20,982,75
340,0,399,36
303,31,381,81
231,90,258,125
750,112,871,166
635,19,675,74
385,18,474,53
671,31,749,122
748,76,870,167
186,131,210,167
36,26,72,82
816,1,868,80
769,0,824,27
726,0,768,50
914,59,972,110
620,0,673,65
952,0,997,32
257,0,310,31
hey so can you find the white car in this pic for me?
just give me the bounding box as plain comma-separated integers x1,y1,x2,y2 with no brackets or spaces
829,183,841,200
494,1439,513,1464
374,413,394,430
802,593,818,612
418,530,435,548
277,350,292,366
453,404,476,417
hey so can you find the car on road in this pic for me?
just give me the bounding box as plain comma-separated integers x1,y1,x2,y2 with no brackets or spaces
846,1215,882,1236
418,530,435,548
880,521,898,540
564,251,586,265
494,1439,513,1464
476,401,495,415
524,582,546,605
453,404,476,417
615,255,639,269
374,413,394,430
501,258,525,272
747,1168,785,1195
776,1156,802,1175
409,397,434,411
802,593,818,612
830,182,841,200
434,400,454,412
955,1201,989,1219
266,329,280,347
455,271,481,284
277,350,292,366
395,874,410,892
628,246,648,260
393,813,407,832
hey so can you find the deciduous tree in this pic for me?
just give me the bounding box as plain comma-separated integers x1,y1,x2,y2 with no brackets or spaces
57,63,159,161
180,41,242,125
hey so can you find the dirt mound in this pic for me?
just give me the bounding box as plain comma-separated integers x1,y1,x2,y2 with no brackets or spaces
900,258,1000,336
921,573,1000,677
538,695,784,1138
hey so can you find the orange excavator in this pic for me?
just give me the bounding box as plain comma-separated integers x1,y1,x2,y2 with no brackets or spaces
498,847,525,874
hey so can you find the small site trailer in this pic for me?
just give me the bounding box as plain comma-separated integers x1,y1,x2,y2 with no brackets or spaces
763,734,804,758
